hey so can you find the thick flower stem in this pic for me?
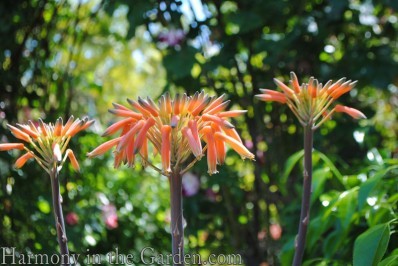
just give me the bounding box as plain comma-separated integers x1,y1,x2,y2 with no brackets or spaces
169,170,184,266
50,169,70,266
292,125,313,266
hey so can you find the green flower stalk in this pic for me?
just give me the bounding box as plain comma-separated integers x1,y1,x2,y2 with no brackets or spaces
256,72,366,265
88,91,254,265
0,116,94,265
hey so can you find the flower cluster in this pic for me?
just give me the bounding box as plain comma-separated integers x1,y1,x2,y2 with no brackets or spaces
0,116,94,174
255,72,366,129
88,91,255,175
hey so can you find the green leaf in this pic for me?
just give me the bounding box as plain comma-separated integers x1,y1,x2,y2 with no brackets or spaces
311,168,331,204
358,165,398,210
379,249,398,266
321,188,358,234
314,150,344,185
281,149,304,185
353,223,390,266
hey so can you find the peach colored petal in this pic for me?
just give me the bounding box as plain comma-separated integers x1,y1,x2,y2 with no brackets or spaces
7,124,31,143
217,110,247,118
190,94,210,116
214,132,255,160
137,97,159,117
117,120,145,151
87,137,122,157
134,117,156,154
108,108,143,120
158,95,168,115
127,98,151,117
182,127,202,157
203,93,227,113
187,91,200,112
179,93,189,114
334,105,366,119
112,102,132,111
114,149,125,168
211,124,225,165
173,94,181,115
289,72,301,93
102,118,135,137
202,114,235,129
38,119,49,137
28,120,40,135
14,152,34,168
202,126,218,175
188,120,202,152
126,134,135,166
165,92,172,114
139,136,148,165
0,143,25,151
161,125,172,173
255,94,287,104
307,77,318,98
78,118,95,132
326,77,346,94
61,116,75,136
54,117,63,137
224,128,243,144
66,149,80,172
205,100,230,115
318,80,333,96
17,124,39,139
329,80,357,99
65,119,84,137
146,97,161,115
273,78,294,97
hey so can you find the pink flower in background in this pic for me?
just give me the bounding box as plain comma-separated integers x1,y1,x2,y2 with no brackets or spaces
270,223,282,240
182,172,200,197
102,204,118,230
158,29,185,46
65,212,79,226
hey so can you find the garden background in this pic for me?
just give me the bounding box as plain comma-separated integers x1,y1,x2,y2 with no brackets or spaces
0,0,397,265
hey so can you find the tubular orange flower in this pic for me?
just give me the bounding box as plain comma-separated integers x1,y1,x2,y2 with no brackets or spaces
7,124,32,143
334,104,367,119
0,116,93,174
87,137,122,157
182,127,202,158
202,126,218,175
88,91,254,264
89,91,254,176
214,132,255,160
14,152,34,168
255,72,366,129
0,116,92,262
0,143,25,151
66,149,80,172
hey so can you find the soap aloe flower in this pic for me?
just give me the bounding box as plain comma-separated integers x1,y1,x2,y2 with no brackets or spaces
88,91,254,264
0,116,94,264
256,72,366,266
255,72,366,129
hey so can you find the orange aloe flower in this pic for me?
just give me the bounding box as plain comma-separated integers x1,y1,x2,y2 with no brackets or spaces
0,116,94,174
88,91,255,175
255,72,366,129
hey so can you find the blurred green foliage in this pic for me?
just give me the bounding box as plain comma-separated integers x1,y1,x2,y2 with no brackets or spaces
0,0,397,265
